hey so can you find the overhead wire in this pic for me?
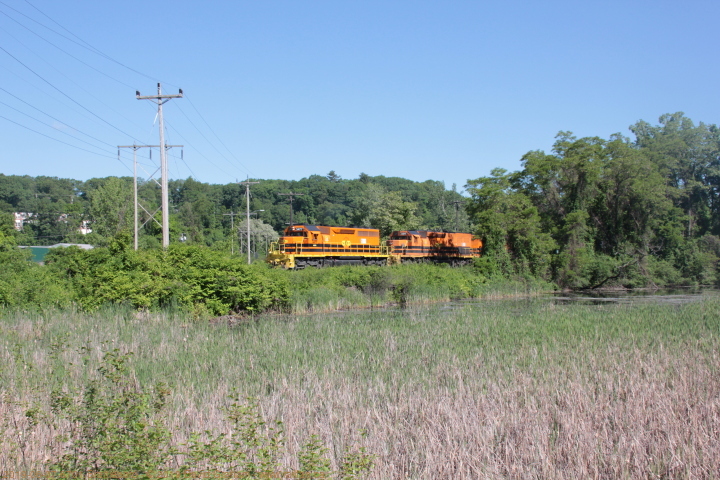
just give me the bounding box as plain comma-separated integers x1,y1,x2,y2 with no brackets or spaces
0,45,141,142
1,1,253,184
4,0,172,87
0,86,119,149
0,98,118,155
0,26,147,139
0,113,119,162
162,117,239,180
0,61,126,137
0,9,136,90
177,96,254,177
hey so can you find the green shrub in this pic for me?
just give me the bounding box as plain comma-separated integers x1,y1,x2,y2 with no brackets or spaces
43,243,290,316
44,349,375,479
49,349,173,477
0,241,73,309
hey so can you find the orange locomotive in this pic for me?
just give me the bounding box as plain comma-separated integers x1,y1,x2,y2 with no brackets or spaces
387,230,482,266
266,224,390,269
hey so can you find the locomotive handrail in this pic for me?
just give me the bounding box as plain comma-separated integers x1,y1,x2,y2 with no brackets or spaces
269,242,390,256
268,241,281,254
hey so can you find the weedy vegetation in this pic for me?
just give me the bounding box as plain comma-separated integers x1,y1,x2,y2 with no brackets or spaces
1,293,719,478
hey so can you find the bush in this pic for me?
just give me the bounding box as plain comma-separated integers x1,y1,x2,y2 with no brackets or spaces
0,237,73,309
45,349,375,479
44,241,290,316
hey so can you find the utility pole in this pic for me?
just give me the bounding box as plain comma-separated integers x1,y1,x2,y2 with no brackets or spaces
223,211,240,255
136,83,183,248
119,144,182,250
451,200,464,232
278,192,304,225
240,178,260,264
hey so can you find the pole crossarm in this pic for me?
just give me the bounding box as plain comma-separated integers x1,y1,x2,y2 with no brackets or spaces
118,145,183,148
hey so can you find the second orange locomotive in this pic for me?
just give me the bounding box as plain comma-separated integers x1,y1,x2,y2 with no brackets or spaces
387,230,482,266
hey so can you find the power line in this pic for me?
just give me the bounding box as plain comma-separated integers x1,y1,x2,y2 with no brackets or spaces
0,45,140,142
0,26,149,136
3,0,169,87
0,9,136,89
0,61,131,137
173,100,252,178
0,2,245,185
0,92,117,150
184,94,254,176
0,100,114,153
162,118,238,180
0,113,116,160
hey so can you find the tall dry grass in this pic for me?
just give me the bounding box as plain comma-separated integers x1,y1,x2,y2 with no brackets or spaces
1,295,719,478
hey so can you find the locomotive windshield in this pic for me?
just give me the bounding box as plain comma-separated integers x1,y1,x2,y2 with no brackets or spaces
285,231,306,237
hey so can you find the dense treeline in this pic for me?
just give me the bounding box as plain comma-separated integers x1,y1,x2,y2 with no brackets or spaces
0,170,468,251
467,112,720,288
1,112,719,301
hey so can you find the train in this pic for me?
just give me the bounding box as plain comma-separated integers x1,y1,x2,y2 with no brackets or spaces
265,224,482,269
386,229,482,266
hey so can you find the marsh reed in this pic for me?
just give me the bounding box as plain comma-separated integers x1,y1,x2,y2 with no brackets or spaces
2,294,719,478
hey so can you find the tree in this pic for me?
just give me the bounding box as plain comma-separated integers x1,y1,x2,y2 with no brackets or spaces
87,177,133,240
513,133,676,286
350,184,419,236
466,168,555,277
631,112,720,237
236,218,279,259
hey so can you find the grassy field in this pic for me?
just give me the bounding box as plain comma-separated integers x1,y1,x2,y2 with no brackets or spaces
1,292,719,478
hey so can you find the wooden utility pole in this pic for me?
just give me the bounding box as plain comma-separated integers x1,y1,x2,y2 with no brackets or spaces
136,83,183,248
119,144,182,250
240,178,260,264
451,200,464,232
278,192,304,225
223,211,240,255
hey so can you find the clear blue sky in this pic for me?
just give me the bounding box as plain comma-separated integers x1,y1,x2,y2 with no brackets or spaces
1,0,718,193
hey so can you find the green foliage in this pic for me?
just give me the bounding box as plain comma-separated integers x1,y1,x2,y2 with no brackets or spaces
49,349,173,477
87,177,133,239
286,264,493,312
350,183,420,236
297,435,332,479
466,168,556,277
3,111,719,291
338,444,376,480
466,114,720,289
182,395,285,477
0,234,73,309
44,239,289,315
41,349,375,479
